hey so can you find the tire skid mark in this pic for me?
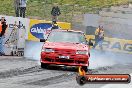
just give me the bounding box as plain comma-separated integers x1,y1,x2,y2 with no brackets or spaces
0,66,43,79
26,66,112,86
27,72,76,86
0,64,112,86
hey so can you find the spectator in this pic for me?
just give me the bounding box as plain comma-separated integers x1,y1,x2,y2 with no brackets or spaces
19,0,27,18
51,22,60,30
14,0,20,17
0,17,8,56
93,26,104,49
51,3,61,23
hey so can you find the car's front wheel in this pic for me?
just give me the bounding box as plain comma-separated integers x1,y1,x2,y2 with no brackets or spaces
82,66,88,72
82,61,89,72
41,63,48,69
76,75,87,85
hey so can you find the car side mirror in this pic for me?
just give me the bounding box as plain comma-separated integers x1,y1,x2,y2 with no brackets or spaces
40,39,46,42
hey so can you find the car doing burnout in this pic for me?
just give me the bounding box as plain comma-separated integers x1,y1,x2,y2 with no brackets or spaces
40,30,92,71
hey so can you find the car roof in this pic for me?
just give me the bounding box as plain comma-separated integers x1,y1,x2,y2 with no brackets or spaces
52,29,84,34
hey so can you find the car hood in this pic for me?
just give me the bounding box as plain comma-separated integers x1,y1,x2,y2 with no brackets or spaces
43,42,89,51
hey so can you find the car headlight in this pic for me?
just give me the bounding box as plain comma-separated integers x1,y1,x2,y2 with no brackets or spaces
76,50,88,55
42,48,54,52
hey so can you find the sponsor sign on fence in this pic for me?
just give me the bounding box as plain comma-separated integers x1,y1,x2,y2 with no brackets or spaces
86,35,132,54
28,19,71,41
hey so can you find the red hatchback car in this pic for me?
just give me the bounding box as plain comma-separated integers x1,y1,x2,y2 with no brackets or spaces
40,30,93,71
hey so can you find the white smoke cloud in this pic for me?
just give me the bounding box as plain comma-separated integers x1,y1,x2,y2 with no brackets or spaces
24,41,132,69
89,49,132,69
24,41,43,61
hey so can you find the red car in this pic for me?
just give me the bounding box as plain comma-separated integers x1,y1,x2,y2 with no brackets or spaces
40,30,93,71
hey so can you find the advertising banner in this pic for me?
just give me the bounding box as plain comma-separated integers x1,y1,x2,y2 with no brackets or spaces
28,19,71,41
86,35,132,54
0,15,30,40
0,15,29,55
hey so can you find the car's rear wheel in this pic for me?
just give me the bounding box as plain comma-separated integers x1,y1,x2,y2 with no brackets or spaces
41,63,48,69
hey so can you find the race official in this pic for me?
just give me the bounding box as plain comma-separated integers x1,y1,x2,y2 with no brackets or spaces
0,17,8,55
93,26,104,49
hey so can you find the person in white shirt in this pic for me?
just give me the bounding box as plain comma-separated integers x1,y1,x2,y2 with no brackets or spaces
19,0,27,18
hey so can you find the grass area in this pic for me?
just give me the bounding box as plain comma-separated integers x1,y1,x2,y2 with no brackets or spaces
0,0,129,22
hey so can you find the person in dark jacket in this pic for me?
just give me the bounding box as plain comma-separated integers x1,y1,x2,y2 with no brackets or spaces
51,4,61,23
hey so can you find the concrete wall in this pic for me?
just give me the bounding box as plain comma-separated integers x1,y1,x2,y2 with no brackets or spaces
83,6,132,40
110,6,132,13
83,14,101,27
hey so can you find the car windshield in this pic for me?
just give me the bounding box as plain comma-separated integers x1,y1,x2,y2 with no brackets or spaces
47,31,87,44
